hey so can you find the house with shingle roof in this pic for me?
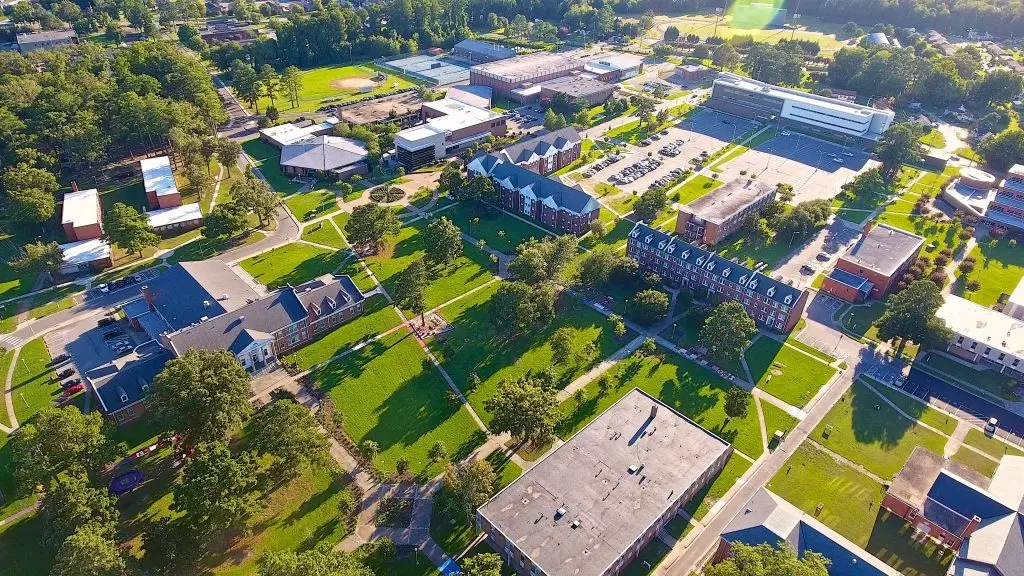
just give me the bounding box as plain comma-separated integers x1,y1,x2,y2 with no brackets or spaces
497,127,583,175
467,153,600,235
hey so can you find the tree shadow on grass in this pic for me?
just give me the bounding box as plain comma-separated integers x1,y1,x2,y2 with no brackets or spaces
744,337,785,384
843,377,915,450
865,508,953,576
310,337,398,393
259,250,347,289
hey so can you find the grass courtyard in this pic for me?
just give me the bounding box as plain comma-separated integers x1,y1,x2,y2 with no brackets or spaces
312,330,486,477
712,227,797,271
841,300,885,343
245,64,418,115
682,453,752,521
671,174,722,204
429,283,624,426
241,138,302,195
444,202,551,255
285,189,341,222
953,237,1024,307
11,338,58,423
240,242,348,289
745,337,836,408
302,220,349,249
284,295,403,371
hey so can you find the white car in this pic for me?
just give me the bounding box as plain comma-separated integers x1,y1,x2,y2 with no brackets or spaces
97,283,109,293
833,157,844,163
985,417,999,434
843,152,854,157
780,130,792,136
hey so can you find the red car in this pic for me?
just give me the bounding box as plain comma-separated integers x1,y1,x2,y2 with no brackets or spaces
63,384,84,397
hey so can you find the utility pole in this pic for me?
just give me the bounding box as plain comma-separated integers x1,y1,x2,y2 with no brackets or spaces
790,0,802,41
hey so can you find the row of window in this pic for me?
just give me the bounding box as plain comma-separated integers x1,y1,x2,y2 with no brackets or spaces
956,336,1022,368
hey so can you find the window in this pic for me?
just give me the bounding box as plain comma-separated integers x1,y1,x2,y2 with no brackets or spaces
998,353,1006,361
984,347,992,356
970,342,977,350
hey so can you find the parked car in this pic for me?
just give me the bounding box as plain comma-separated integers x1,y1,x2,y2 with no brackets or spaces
57,368,75,379
985,417,999,434
51,353,70,365
98,317,116,327
61,378,81,388
780,130,792,136
97,283,109,293
103,330,125,340
800,264,816,274
816,252,830,261
63,384,85,396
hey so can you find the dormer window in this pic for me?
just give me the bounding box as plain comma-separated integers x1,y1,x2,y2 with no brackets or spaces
722,268,731,278
706,261,715,271
696,256,705,266
667,244,676,253
681,249,690,259
739,275,748,284
767,287,776,298
644,234,654,244
784,295,793,305
629,228,640,238
658,241,666,250
749,279,758,289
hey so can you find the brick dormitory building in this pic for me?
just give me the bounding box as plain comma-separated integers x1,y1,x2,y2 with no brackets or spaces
496,127,583,175
626,223,808,332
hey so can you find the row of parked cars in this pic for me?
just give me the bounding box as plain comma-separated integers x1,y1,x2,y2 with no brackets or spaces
611,157,663,185
580,154,624,179
647,167,688,190
657,138,691,157
639,129,671,147
97,273,144,294
50,353,84,402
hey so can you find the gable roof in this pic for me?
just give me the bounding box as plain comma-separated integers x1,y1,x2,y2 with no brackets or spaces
167,290,308,355
294,275,365,314
468,154,599,215
627,222,804,308
140,156,179,198
279,136,368,171
499,127,582,166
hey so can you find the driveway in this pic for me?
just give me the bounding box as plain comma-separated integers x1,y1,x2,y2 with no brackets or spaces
772,219,861,288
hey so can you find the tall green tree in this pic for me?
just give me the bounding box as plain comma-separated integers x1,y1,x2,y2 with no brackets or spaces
394,257,428,322
204,201,249,238
231,175,280,227
148,349,253,447
699,301,756,367
51,524,126,576
41,471,120,547
259,64,281,109
461,553,504,576
10,406,122,489
875,123,922,178
344,202,401,253
632,187,667,222
484,376,557,446
102,202,159,257
280,66,302,109
10,241,63,278
978,129,1024,171
488,280,554,333
249,400,330,480
972,69,1024,108
703,542,829,576
184,160,213,202
258,545,373,576
550,326,576,366
230,59,262,113
216,138,242,176
424,216,463,267
712,42,741,70
874,279,952,356
724,386,751,421
172,441,260,535
631,289,669,325
442,459,497,526
2,163,58,223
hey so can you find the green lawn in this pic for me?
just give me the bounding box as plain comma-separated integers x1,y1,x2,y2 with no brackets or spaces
671,174,722,204
335,255,377,293
241,138,301,195
27,284,80,320
963,427,1024,459
746,338,836,408
950,446,1000,478
682,452,752,521
240,242,348,289
0,512,47,576
444,202,551,255
954,237,1024,307
607,191,637,215
658,315,703,349
581,210,633,251
621,539,673,576
429,283,623,426
285,295,402,370
712,227,797,271
919,353,1017,401
285,190,340,222
363,221,494,314
875,211,962,259
166,230,265,264
811,381,949,480
312,330,486,477
841,301,885,342
556,347,765,459
861,378,958,435
664,514,695,540
11,338,57,423
245,63,418,115
0,351,13,427
0,431,39,523
760,398,799,439
954,147,983,163
97,181,148,214
918,129,946,148
301,220,349,249
832,188,889,225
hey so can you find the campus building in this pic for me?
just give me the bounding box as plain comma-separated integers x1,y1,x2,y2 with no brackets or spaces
821,222,925,303
259,118,341,149
146,204,204,235
469,52,585,100
883,447,1024,575
16,30,77,53
279,135,368,179
140,156,182,210
94,262,367,424
987,164,1024,233
477,389,732,576
394,98,506,168
58,187,112,275
676,64,710,82
674,179,775,245
934,295,1024,379
335,90,424,128
626,223,808,332
497,127,583,175
467,154,600,235
451,38,516,63
581,52,645,82
519,74,615,107
717,488,901,576
707,72,895,142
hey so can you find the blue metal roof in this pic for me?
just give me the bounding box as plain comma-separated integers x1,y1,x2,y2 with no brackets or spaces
800,522,894,576
928,471,1013,521
827,268,873,293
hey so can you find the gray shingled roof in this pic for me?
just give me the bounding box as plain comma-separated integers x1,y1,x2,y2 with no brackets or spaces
628,222,804,307
167,290,307,355
499,127,582,165
280,136,367,171
470,154,600,215
142,261,260,332
294,275,365,313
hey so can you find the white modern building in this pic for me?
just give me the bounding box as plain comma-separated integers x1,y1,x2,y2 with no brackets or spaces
259,118,341,148
935,294,1024,378
394,98,506,168
707,72,895,141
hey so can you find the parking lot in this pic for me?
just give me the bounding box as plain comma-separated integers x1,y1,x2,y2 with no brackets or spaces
716,131,878,203
44,312,150,379
772,219,861,287
86,266,162,301
583,108,759,195
505,106,544,133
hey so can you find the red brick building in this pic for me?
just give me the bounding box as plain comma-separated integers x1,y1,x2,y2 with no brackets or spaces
821,222,924,303
61,187,103,242
675,179,775,245
497,127,583,175
141,156,182,210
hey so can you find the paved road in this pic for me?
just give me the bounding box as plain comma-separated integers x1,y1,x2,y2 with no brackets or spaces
903,367,1024,448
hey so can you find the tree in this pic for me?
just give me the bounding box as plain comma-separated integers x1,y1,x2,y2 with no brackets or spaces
257,545,373,576
915,58,967,108
550,327,576,366
41,471,120,547
456,176,497,207
544,108,566,130
360,440,379,462
2,163,58,223
839,21,861,39
700,302,756,367
508,236,577,284
632,289,669,325
204,201,248,239
652,44,675,62
186,161,215,201
875,279,952,356
10,241,63,278
663,26,680,42
259,64,281,109
442,459,496,529
775,199,832,239
345,203,401,253
249,400,330,480
488,281,554,333
724,386,751,421
10,407,122,489
280,66,303,109
693,44,711,60
841,168,889,199
230,59,262,113
424,216,462,267
578,247,617,288
102,202,159,257
484,376,556,446
972,69,1023,108
633,187,667,222
978,129,1024,171
634,96,656,131
149,349,253,447
712,42,740,70
51,524,126,576
876,123,922,178
704,542,829,576
172,441,260,534
461,553,504,576
231,176,280,227
394,258,428,322
428,441,448,463
438,162,464,194
217,138,242,175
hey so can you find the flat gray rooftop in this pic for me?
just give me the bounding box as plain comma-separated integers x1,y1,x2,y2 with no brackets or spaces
538,74,614,97
842,223,925,276
889,447,990,509
680,179,772,224
478,388,731,576
472,51,582,82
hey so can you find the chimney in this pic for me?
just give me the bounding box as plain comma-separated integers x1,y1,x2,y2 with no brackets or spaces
962,515,983,540
142,285,154,311
71,181,79,192
650,405,658,420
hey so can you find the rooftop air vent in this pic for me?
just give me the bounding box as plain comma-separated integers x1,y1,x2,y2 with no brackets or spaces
203,300,211,308
555,507,566,519
221,293,229,300
628,465,638,474
571,520,581,529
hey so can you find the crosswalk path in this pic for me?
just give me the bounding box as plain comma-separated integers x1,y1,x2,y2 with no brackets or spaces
0,334,23,350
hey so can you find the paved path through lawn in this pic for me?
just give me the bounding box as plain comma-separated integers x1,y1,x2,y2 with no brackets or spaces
555,334,646,402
